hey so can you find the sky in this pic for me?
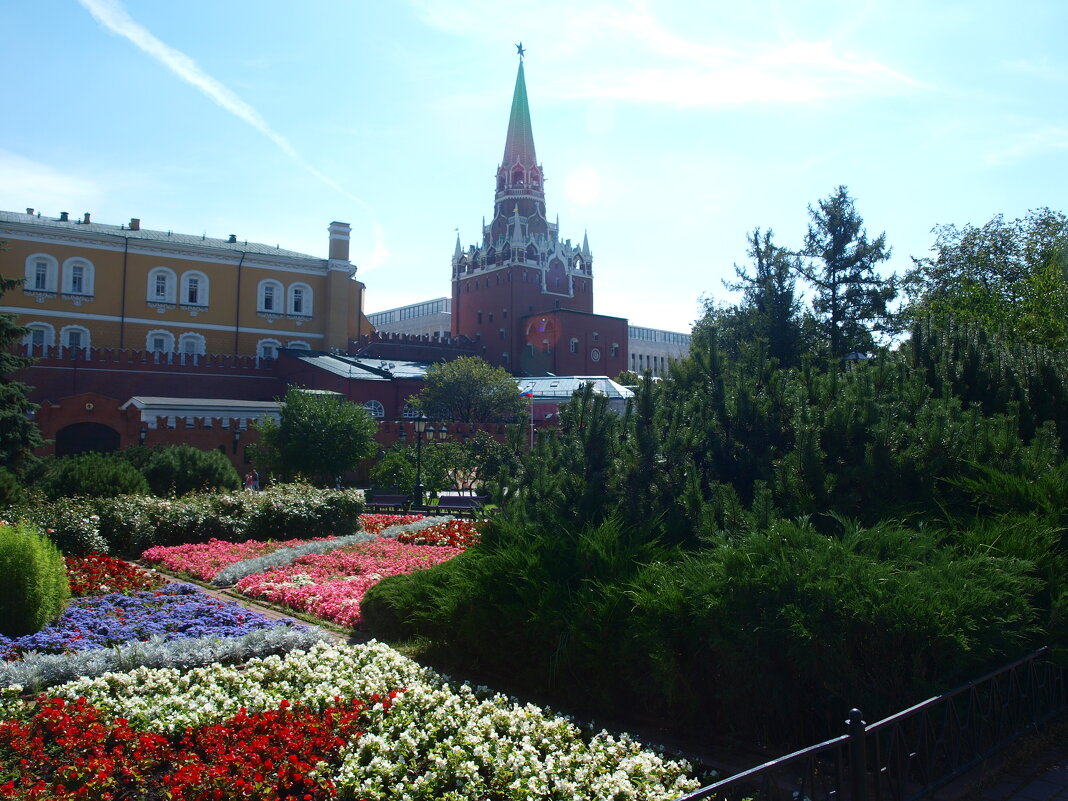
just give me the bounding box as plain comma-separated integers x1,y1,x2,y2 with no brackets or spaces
2,0,1066,333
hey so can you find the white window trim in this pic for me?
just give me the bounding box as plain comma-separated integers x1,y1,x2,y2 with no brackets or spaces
257,338,282,359
364,400,385,418
180,270,209,307
286,340,311,351
177,332,206,356
23,322,55,349
257,279,285,314
62,257,95,297
287,282,313,317
60,324,91,351
146,329,175,353
24,253,59,294
147,267,178,304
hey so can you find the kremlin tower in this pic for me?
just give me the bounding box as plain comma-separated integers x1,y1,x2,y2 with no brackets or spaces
450,51,627,377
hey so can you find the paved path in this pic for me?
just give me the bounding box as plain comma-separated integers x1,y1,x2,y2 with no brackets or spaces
972,749,1068,801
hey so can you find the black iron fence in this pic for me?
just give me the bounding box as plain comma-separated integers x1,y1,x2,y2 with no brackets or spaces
676,646,1066,801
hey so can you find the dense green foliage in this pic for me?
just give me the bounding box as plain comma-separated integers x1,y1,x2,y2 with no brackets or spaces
413,356,525,423
363,319,1068,746
5,483,365,557
0,268,43,474
370,432,519,497
30,445,240,501
0,469,20,507
253,388,378,484
36,452,150,499
0,522,70,636
902,208,1068,349
129,444,241,495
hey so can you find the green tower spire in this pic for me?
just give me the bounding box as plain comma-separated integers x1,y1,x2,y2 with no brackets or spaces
502,60,537,168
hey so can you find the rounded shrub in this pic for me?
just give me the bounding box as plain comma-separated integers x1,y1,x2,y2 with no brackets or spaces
0,521,70,637
39,452,149,500
137,444,241,496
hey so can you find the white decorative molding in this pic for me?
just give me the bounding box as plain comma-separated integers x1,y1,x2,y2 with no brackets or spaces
61,292,93,306
257,311,281,324
24,289,55,304
180,303,206,317
147,301,176,314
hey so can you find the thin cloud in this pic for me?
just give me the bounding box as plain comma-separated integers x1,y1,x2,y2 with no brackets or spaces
413,0,920,107
985,125,1068,166
0,150,98,211
75,0,389,269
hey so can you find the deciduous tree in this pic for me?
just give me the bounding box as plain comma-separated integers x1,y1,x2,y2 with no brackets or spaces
414,356,525,423
253,388,377,484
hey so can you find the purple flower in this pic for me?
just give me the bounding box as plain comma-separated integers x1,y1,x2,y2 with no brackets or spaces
3,584,301,659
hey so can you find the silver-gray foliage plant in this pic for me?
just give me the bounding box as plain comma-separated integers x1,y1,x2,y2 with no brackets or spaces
0,625,329,693
210,516,456,587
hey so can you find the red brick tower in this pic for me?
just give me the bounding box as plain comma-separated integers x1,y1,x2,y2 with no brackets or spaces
452,54,624,377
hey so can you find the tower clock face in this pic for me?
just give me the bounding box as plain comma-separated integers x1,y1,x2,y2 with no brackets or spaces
590,347,601,362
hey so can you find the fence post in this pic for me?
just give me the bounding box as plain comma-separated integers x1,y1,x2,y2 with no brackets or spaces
848,708,868,801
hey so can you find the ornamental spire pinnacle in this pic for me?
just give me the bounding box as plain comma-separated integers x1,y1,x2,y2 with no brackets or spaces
502,57,537,168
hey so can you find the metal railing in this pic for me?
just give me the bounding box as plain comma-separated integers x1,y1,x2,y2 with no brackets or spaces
676,646,1065,801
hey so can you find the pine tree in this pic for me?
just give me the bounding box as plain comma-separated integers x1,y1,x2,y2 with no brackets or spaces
799,186,896,358
724,227,804,367
0,254,43,473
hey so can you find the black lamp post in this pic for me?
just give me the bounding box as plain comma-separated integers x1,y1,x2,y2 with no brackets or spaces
413,413,429,507
232,427,242,454
138,426,147,446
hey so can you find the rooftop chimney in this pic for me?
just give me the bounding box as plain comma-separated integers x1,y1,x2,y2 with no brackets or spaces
328,221,351,261
83,212,91,224
227,234,237,244
129,218,140,231
59,211,69,222
25,208,33,215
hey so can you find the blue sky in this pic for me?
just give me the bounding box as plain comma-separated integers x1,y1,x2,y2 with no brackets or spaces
2,1,1066,333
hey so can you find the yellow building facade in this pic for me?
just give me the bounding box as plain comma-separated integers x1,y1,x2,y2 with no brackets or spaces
0,209,371,358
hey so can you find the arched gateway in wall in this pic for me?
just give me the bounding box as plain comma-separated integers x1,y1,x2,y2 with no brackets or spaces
55,422,120,457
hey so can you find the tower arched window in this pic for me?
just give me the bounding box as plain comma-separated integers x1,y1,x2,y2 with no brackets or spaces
402,402,420,419
25,254,58,294
286,341,311,351
363,400,385,418
147,267,177,304
288,283,313,316
62,258,94,297
180,271,209,307
512,167,524,186
257,280,284,313
569,338,578,354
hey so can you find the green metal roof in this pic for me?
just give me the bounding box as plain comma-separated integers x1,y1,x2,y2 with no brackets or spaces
502,61,537,168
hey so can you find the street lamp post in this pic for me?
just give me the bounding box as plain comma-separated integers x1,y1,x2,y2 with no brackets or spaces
413,413,428,508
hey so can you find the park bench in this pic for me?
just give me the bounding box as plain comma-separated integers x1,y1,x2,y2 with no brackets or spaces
365,493,410,513
420,495,488,517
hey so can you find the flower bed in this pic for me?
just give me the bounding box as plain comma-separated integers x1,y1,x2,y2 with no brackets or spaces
64,553,166,596
395,517,482,548
0,584,299,661
141,536,331,582
0,694,381,800
235,539,463,628
0,640,699,800
358,513,425,534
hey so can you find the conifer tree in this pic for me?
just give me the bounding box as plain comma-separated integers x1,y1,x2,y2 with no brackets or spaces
724,227,804,367
799,186,896,358
0,251,44,473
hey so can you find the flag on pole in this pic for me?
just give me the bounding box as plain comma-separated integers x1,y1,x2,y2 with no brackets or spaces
520,388,534,398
